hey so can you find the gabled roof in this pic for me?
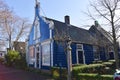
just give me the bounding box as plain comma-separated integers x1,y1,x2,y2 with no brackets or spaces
45,18,96,45
89,23,113,46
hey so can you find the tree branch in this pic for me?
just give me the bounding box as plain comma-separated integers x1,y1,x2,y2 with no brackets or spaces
91,4,111,22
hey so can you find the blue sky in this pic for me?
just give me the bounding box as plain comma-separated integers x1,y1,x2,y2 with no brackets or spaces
5,0,93,28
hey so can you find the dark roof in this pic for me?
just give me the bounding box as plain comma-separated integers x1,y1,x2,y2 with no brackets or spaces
46,18,96,45
89,25,112,46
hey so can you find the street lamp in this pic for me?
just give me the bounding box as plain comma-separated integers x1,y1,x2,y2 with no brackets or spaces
66,36,72,80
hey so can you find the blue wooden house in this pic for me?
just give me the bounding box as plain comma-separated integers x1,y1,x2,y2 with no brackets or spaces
26,2,113,69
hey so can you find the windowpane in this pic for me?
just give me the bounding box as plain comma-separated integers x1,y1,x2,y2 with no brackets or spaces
29,46,34,58
93,46,99,60
36,23,40,38
77,44,83,50
42,44,50,66
34,17,40,40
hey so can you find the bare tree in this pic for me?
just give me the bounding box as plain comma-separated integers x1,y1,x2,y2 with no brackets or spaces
87,0,120,68
0,0,31,50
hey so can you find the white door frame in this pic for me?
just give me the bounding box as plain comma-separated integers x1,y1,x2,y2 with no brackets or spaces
76,49,85,64
39,44,41,69
76,44,85,64
34,44,41,68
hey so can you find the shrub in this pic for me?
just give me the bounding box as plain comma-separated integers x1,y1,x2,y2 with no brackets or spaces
72,64,86,67
5,50,20,66
5,50,27,69
14,55,27,69
72,64,105,76
92,60,103,64
108,60,115,63
51,67,67,80
102,62,113,66
76,73,113,80
108,60,116,70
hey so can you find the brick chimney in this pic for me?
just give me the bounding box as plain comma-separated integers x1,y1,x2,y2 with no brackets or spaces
65,15,70,24
94,21,98,27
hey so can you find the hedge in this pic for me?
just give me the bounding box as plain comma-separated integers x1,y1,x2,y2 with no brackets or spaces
72,64,106,75
51,67,67,80
51,62,115,79
5,50,27,69
77,73,113,80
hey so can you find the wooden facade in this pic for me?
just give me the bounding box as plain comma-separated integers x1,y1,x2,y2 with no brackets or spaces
26,2,113,70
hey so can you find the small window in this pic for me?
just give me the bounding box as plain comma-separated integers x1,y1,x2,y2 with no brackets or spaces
108,46,113,52
34,17,40,40
77,44,83,50
29,46,34,58
93,46,99,60
36,45,39,52
36,23,40,38
0,53,2,56
37,46,39,51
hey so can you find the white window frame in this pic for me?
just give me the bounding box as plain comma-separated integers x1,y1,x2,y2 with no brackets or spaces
93,46,100,61
29,46,35,58
41,40,51,66
77,44,83,50
34,17,41,41
29,46,35,65
34,44,41,68
108,46,114,52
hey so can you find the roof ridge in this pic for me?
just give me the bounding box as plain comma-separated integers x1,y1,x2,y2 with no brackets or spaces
45,17,89,31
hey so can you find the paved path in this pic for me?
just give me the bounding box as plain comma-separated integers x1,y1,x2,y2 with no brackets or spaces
0,64,53,80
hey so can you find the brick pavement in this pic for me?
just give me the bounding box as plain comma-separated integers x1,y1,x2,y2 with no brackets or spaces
0,64,53,80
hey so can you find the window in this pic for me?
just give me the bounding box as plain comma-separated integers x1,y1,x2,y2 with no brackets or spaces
0,53,2,56
34,25,36,40
34,17,40,40
42,43,50,66
29,46,34,58
36,22,40,38
108,46,113,52
77,44,83,50
93,46,99,60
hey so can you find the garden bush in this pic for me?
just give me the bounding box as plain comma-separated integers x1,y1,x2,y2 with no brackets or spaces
72,64,106,76
92,60,103,64
108,59,115,63
14,55,27,69
5,50,20,66
51,67,67,80
76,73,113,80
5,50,27,69
108,60,116,69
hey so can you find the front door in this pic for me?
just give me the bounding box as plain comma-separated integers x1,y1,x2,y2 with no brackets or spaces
36,52,39,68
78,51,83,64
109,52,114,59
36,46,40,68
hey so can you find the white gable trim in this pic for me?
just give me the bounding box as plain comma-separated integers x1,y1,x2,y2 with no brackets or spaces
41,40,51,45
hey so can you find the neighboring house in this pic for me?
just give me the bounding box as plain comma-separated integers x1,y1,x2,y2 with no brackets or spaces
13,41,26,55
0,51,6,58
26,2,113,70
89,21,114,60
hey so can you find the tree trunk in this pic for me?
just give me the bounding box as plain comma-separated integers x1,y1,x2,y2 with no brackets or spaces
111,20,119,69
9,35,12,50
114,43,119,69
